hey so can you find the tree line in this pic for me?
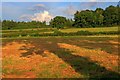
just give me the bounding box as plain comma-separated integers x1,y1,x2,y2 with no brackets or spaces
50,5,120,29
73,5,120,28
2,5,120,30
2,20,47,30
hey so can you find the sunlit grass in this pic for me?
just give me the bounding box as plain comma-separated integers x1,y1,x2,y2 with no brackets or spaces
2,36,119,78
60,27,118,33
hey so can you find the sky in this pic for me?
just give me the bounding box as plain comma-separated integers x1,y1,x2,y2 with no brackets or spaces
2,0,120,2
1,0,119,22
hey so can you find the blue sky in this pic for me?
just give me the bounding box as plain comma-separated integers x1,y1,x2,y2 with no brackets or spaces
2,0,120,2
2,2,119,22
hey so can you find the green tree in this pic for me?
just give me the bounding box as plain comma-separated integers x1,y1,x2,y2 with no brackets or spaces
117,5,120,25
2,20,17,29
103,5,119,26
50,16,67,29
74,10,97,27
95,8,104,26
65,19,74,28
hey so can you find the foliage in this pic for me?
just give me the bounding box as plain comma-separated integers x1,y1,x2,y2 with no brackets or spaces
2,30,119,38
74,5,120,28
2,20,17,29
103,6,119,26
50,16,67,29
2,20,48,30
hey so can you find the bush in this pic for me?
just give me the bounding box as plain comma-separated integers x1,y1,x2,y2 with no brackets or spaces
53,30,63,36
2,30,119,38
76,30,93,35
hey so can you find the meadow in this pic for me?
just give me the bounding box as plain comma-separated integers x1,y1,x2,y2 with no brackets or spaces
1,26,119,38
1,26,120,78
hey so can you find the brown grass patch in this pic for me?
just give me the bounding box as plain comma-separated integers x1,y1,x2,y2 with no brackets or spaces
58,43,119,72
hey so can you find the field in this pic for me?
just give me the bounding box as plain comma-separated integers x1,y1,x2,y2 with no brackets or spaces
1,27,120,78
1,27,119,39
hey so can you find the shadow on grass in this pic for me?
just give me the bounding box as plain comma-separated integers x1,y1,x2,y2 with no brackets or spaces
19,38,120,79
55,50,120,79
62,38,119,55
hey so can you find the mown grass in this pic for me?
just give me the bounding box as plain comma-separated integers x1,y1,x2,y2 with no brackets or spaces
2,68,25,75
2,58,27,75
2,34,119,78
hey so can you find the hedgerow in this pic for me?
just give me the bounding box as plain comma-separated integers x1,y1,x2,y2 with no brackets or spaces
2,30,119,38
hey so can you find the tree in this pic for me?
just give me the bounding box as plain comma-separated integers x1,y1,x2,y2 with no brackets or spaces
117,1,120,7
74,10,97,27
74,5,119,28
103,5,119,26
95,8,104,15
50,16,67,29
65,19,74,28
117,5,120,25
2,20,17,29
95,8,104,26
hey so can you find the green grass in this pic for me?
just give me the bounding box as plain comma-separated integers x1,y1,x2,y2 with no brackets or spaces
2,26,118,33
59,63,68,69
1,27,119,38
2,57,14,66
2,68,25,75
60,27,118,33
1,28,55,33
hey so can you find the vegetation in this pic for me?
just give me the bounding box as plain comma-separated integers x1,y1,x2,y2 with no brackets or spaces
74,6,120,27
2,37,120,78
2,20,47,30
2,27,119,38
1,3,120,79
2,5,120,30
50,16,67,29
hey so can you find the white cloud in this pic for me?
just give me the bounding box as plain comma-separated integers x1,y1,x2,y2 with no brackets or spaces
35,4,45,7
31,11,53,22
29,4,48,12
20,11,53,23
90,0,96,2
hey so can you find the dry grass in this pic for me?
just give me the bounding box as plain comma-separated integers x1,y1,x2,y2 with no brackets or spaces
2,37,120,78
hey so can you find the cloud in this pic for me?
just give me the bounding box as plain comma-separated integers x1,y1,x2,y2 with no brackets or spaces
80,2,97,10
19,14,33,21
19,11,53,22
62,5,76,16
89,0,96,2
31,11,53,22
35,4,45,7
29,4,48,12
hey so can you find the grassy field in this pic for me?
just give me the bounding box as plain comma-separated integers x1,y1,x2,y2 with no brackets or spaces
1,26,118,33
60,27,118,33
1,27,120,78
2,36,120,78
1,27,119,38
